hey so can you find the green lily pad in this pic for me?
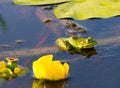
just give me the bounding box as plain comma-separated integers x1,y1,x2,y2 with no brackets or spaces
14,0,70,5
54,0,120,20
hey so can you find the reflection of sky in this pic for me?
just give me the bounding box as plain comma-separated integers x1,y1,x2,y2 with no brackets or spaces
0,5,49,49
76,17,120,38
0,4,61,49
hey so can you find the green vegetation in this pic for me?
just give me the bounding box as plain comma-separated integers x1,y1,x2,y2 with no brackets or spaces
14,0,120,20
0,57,28,80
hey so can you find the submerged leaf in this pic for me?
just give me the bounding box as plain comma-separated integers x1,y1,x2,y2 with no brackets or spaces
32,54,69,81
14,0,70,5
54,0,120,20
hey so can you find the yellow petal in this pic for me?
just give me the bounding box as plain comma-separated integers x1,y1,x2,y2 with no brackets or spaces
44,61,65,80
32,55,53,79
63,63,69,78
32,60,46,79
0,61,7,73
37,54,53,64
32,54,69,80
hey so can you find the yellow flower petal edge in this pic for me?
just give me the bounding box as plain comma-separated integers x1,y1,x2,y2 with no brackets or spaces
37,54,53,64
32,54,69,81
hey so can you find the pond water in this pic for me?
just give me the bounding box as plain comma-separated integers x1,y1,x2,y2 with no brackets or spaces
0,0,120,88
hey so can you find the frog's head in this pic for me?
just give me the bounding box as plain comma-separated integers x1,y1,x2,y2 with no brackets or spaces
82,37,97,49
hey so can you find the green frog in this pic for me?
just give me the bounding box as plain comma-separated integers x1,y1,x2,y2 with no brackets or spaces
56,36,97,51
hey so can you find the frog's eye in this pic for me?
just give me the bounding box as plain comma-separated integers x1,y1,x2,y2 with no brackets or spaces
87,37,92,42
86,37,92,43
88,37,92,40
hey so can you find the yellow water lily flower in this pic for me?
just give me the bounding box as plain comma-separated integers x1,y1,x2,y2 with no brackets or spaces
0,61,7,73
32,54,69,81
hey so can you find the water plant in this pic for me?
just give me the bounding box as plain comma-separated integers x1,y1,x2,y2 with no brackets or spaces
14,0,120,20
0,57,28,80
32,54,69,81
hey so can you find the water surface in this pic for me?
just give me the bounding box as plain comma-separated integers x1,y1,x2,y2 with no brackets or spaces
0,1,120,88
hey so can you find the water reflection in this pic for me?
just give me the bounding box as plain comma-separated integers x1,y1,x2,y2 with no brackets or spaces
35,8,61,37
68,48,97,58
32,79,68,88
0,14,7,32
59,48,97,58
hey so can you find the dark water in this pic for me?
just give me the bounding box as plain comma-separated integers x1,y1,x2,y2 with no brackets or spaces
0,0,120,88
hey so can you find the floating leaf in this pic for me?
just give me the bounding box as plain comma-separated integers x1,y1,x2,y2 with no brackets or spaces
54,0,120,20
32,54,69,81
14,0,70,5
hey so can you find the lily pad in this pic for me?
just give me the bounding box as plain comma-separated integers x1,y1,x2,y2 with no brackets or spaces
54,0,120,20
14,0,70,5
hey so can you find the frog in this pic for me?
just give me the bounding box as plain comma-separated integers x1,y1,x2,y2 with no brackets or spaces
56,36,97,51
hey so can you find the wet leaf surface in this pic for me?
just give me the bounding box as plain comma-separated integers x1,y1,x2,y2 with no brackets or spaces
54,0,120,20
14,0,70,5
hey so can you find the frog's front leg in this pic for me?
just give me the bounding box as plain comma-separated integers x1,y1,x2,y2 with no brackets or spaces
56,38,73,51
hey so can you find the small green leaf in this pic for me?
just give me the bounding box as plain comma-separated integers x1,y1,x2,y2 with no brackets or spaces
54,0,120,20
14,0,70,5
